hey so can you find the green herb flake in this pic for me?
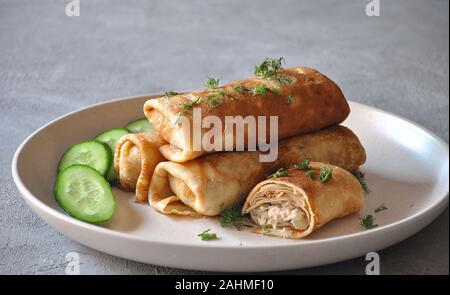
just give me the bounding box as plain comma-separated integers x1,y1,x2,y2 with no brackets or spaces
254,57,292,86
305,168,316,180
319,167,333,183
203,77,228,109
287,95,295,105
252,84,269,96
360,214,378,230
254,57,284,79
163,91,178,99
267,167,288,179
275,75,293,86
205,91,225,110
293,158,311,170
175,97,201,123
204,77,220,91
271,87,281,95
374,204,387,213
220,206,252,230
233,84,250,94
197,228,218,241
352,171,370,194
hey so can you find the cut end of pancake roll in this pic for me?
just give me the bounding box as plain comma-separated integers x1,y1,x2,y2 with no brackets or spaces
114,132,166,203
242,163,364,239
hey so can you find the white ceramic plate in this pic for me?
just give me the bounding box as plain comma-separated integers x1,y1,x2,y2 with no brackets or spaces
12,95,449,272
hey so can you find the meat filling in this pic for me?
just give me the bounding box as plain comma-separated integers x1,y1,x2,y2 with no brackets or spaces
251,200,309,230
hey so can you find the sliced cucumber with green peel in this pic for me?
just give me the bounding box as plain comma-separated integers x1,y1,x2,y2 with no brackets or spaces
58,141,111,176
125,118,154,133
95,128,130,182
55,164,116,223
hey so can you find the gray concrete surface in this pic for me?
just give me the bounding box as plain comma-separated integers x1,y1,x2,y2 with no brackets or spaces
0,0,448,274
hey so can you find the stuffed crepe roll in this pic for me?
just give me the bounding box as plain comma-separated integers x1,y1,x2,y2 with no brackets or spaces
242,163,364,239
144,67,350,162
148,125,366,217
114,132,166,202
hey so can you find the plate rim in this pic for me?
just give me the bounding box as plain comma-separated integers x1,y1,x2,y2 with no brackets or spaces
11,94,450,250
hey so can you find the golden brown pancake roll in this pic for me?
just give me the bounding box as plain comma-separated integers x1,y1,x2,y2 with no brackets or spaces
114,133,166,202
148,125,366,217
242,163,364,239
144,67,350,163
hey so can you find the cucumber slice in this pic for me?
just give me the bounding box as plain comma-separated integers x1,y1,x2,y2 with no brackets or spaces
55,164,115,223
58,141,111,176
95,128,130,182
125,118,154,133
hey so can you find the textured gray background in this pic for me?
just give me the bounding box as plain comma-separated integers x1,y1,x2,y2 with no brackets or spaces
0,0,448,274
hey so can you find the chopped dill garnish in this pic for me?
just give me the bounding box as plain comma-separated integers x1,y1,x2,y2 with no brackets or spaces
319,167,333,183
254,57,284,79
220,206,252,230
204,77,228,109
254,57,292,86
293,158,311,170
287,95,295,105
305,168,316,180
267,167,288,179
271,87,281,95
205,90,225,109
374,204,387,213
204,77,220,91
174,97,201,123
352,171,370,194
360,215,378,230
252,84,269,96
197,229,218,241
233,84,250,94
163,91,178,99
275,75,293,86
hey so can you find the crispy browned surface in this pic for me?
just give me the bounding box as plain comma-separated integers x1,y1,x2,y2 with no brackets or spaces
144,67,350,162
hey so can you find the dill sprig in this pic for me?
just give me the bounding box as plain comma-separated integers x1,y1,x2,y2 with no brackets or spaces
220,206,253,230
293,158,311,170
163,91,178,99
197,229,218,241
204,77,220,91
271,87,281,95
360,215,378,230
287,95,295,105
254,57,285,79
267,167,288,179
374,204,387,213
319,167,333,183
174,97,201,123
254,57,293,86
353,171,370,194
275,75,293,86
305,168,316,180
252,84,269,96
233,84,251,94
204,77,228,109
205,90,225,109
